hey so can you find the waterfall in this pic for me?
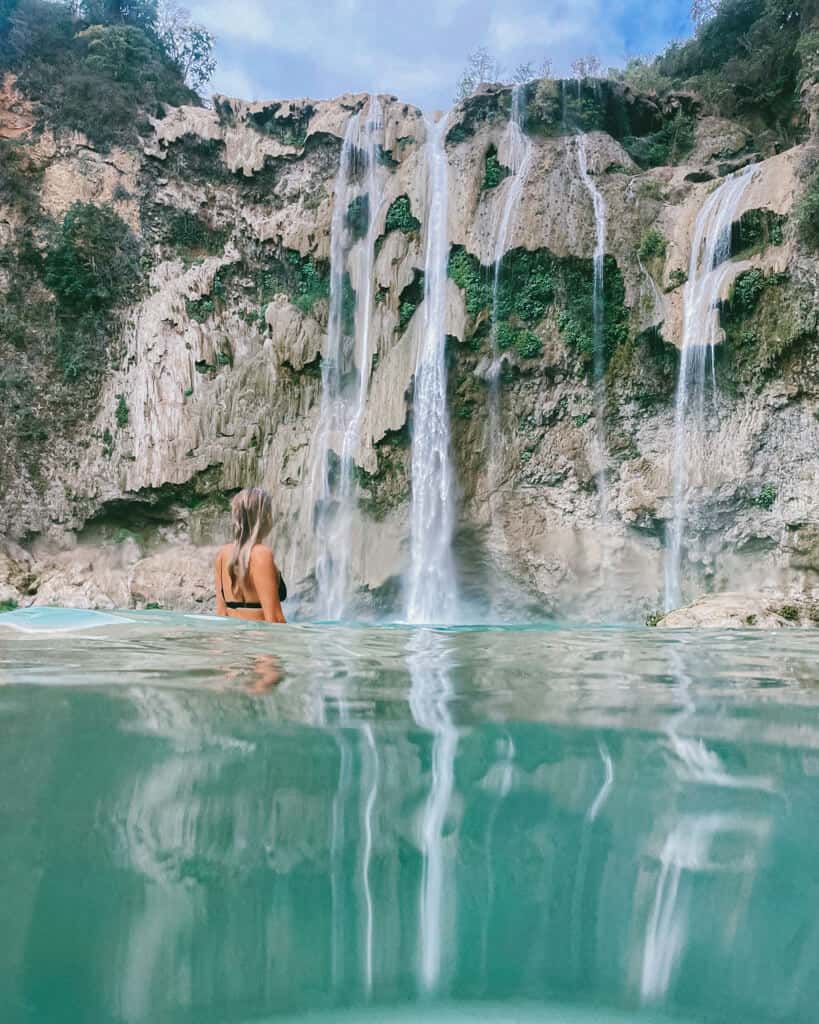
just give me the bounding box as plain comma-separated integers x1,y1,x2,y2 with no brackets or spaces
575,133,609,513
664,164,756,611
314,98,385,620
406,115,458,625
488,84,534,416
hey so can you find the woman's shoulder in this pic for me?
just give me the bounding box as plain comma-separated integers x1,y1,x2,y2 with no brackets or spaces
215,543,232,564
249,543,275,564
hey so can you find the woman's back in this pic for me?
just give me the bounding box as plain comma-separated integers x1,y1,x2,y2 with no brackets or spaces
216,487,286,623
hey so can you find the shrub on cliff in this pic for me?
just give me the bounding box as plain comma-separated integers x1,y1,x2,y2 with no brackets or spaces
796,168,819,249
1,0,211,146
40,202,141,379
43,202,141,313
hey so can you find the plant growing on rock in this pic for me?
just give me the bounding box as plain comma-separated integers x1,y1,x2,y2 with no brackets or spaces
482,145,510,190
754,482,777,509
115,393,129,428
384,195,420,235
345,194,369,241
44,202,140,313
796,168,819,250
638,229,667,263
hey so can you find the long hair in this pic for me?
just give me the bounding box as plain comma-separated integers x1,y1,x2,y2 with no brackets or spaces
227,487,273,590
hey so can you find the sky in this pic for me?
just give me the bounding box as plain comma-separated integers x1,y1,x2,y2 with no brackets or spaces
194,0,695,112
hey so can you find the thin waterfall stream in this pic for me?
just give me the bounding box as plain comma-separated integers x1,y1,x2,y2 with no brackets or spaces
664,164,757,610
314,98,385,620
575,133,610,522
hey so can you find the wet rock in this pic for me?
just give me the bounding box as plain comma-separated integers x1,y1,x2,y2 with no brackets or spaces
656,592,818,628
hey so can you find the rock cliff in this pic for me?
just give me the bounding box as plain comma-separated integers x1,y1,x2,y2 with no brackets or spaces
1,72,818,621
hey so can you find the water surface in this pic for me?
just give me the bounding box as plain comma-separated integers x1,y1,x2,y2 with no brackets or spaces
1,609,818,1023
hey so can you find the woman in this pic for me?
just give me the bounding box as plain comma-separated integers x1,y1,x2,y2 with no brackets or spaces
215,487,286,623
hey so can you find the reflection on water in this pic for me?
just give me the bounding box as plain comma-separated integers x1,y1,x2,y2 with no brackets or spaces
1,611,819,1022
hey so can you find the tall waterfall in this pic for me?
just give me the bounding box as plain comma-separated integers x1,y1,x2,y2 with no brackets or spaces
664,164,756,610
314,98,385,619
575,133,609,511
406,115,458,625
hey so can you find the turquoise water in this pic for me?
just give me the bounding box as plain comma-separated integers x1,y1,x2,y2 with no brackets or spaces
1,609,819,1023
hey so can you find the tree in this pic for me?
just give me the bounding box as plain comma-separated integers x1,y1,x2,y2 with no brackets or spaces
78,0,158,29
156,1,214,92
691,0,721,24
455,46,503,101
570,55,603,79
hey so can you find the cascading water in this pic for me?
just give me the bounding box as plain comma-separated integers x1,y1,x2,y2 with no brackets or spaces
314,98,385,620
664,164,757,611
404,113,460,996
575,133,609,513
486,85,533,464
406,115,458,625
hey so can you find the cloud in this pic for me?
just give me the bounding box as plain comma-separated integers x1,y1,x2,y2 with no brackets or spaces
210,64,264,101
195,0,692,110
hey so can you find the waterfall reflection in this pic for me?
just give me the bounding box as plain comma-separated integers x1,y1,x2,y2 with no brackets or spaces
638,639,775,1004
407,628,459,996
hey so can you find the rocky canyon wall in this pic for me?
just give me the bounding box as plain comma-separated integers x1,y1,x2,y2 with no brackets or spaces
1,76,818,621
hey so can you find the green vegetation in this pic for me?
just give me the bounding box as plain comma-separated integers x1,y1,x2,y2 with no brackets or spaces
38,201,142,380
397,269,425,333
482,145,510,190
0,0,213,147
730,207,787,256
186,296,214,323
666,268,688,292
115,393,128,428
43,202,140,314
0,599,18,612
208,248,337,332
795,168,819,249
755,482,777,509
717,267,807,387
375,194,422,258
448,246,493,315
345,194,370,241
384,195,421,234
778,603,800,621
618,0,814,138
448,244,629,368
638,228,667,263
164,209,227,257
248,102,314,147
622,112,695,169
721,268,773,323
645,611,663,627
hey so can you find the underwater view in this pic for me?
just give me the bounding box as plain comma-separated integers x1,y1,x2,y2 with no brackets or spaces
2,608,819,1022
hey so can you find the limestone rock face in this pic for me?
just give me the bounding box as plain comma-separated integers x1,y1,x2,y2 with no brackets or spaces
657,592,818,629
1,81,818,621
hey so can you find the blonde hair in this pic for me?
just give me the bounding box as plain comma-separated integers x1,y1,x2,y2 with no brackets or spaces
227,487,273,590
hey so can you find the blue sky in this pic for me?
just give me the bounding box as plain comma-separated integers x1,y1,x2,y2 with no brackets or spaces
194,0,694,111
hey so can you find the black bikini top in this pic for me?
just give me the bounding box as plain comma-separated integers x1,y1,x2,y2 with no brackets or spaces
221,561,287,609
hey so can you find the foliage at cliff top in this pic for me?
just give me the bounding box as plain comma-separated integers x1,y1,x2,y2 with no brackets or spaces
616,0,818,137
0,0,214,146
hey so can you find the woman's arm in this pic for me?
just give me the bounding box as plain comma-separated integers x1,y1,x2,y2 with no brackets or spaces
250,547,286,624
214,550,227,616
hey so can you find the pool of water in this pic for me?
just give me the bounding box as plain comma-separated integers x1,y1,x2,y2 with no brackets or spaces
1,608,818,1023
